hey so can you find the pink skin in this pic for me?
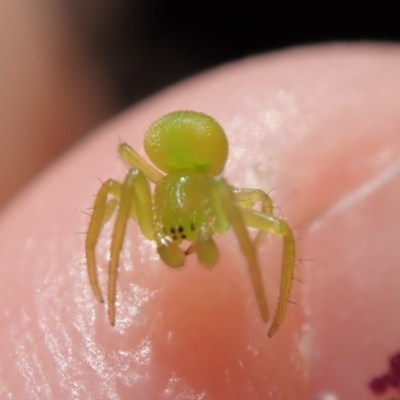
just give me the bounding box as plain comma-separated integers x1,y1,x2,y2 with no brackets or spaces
1,43,400,399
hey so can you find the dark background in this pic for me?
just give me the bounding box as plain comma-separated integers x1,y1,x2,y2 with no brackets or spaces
62,2,400,107
3,2,396,207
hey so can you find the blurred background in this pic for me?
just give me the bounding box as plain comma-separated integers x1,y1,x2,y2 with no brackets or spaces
0,1,398,208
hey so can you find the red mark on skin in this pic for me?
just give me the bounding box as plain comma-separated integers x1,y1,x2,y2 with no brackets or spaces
369,351,400,397
390,353,400,376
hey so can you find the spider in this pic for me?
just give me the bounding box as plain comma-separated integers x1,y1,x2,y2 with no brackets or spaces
85,111,295,337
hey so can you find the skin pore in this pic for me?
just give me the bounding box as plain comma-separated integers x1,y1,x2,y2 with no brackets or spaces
0,43,400,399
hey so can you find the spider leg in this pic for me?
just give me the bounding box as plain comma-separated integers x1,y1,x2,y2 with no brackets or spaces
241,208,295,337
211,178,269,324
118,143,163,183
190,226,219,268
86,180,139,304
233,188,273,215
102,198,118,225
108,168,155,325
155,236,186,268
233,188,274,246
86,179,122,303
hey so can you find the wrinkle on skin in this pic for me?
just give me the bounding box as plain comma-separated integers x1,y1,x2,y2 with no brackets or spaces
310,156,400,231
303,175,400,399
1,43,400,399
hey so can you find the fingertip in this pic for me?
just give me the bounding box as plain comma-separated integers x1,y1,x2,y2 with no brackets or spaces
2,43,400,398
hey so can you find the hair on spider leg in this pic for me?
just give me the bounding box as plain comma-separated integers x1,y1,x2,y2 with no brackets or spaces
76,260,89,267
287,299,298,306
296,258,314,268
74,206,93,216
289,223,307,236
76,259,90,267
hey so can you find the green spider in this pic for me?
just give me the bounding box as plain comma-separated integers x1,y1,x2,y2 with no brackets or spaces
85,111,295,337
